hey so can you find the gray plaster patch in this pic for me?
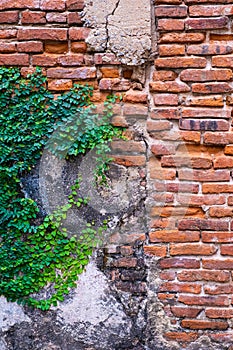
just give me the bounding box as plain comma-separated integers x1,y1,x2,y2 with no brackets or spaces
0,296,31,332
56,260,133,349
83,0,152,65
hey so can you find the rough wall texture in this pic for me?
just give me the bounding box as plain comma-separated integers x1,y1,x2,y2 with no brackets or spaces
1,0,233,349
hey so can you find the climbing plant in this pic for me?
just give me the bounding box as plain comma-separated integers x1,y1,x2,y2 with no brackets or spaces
0,67,122,310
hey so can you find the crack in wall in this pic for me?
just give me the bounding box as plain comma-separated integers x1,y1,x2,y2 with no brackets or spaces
105,0,121,52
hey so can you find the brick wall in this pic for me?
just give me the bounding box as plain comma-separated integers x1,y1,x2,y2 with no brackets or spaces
1,0,233,348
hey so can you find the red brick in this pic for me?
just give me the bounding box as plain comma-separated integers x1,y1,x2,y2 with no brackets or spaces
0,43,16,53
17,41,43,53
224,145,233,155
177,194,226,207
181,319,228,330
71,41,87,53
160,271,176,280
151,205,203,218
0,53,29,66
46,13,67,23
111,257,137,268
186,17,228,30
160,32,205,43
159,282,201,293
205,285,233,295
66,0,84,10
57,54,84,66
155,182,199,194
165,331,196,343
214,156,233,169
44,42,68,54
210,33,233,41
150,81,190,93
32,54,58,67
192,82,232,94
178,219,228,231
161,155,212,169
150,230,200,243
48,79,73,91
123,104,148,117
202,231,233,243
177,270,230,282
171,307,201,318
221,245,233,255
228,196,233,205
155,5,187,17
151,144,176,156
40,0,65,10
0,29,17,39
17,28,67,41
152,70,177,81
149,164,176,180
21,10,46,24
0,0,40,10
158,19,184,31
180,119,229,131
178,295,229,306
206,308,233,318
204,132,233,145
155,57,206,68
187,44,233,55
186,95,224,107
123,91,148,104
189,5,228,16
0,11,18,23
147,120,172,132
150,109,179,120
99,78,131,91
67,12,82,24
180,69,233,82
94,53,120,65
181,108,231,119
112,155,146,167
144,245,167,257
178,169,230,182
209,333,233,342
111,140,146,154
180,131,201,143
213,55,233,68
47,67,96,79
159,44,185,56
203,259,233,270
153,94,178,106
170,243,217,256
158,258,200,269
203,183,233,194
69,27,90,41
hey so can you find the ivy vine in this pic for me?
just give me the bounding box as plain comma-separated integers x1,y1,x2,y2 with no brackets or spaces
0,67,122,310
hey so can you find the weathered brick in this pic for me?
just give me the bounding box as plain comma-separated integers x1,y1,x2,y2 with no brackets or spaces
152,70,177,81
179,119,229,131
123,91,148,103
160,32,205,43
112,155,146,167
206,308,233,318
155,57,206,68
69,27,90,40
150,230,200,242
189,5,229,17
17,28,67,41
180,131,201,143
111,257,137,268
0,29,17,39
178,295,229,307
158,258,200,269
159,44,185,56
123,104,148,117
147,120,172,132
151,108,179,119
224,145,233,155
186,17,228,30
48,79,73,91
203,259,233,270
0,43,16,53
204,132,233,145
0,11,19,23
180,69,233,82
160,271,176,281
181,108,231,119
151,206,203,218
151,144,176,156
221,245,233,255
181,320,228,330
155,182,199,193
177,270,230,282
57,54,84,66
202,231,233,243
155,5,187,17
206,285,233,295
144,245,167,257
171,307,201,318
214,156,233,168
186,95,224,107
150,81,190,93
178,169,230,182
192,82,232,94
213,55,233,68
71,41,87,53
158,19,184,31
21,10,46,24
178,219,228,231
228,196,233,205
177,194,226,206
170,243,217,256
187,44,233,55
40,0,65,10
67,12,82,24
44,42,68,54
94,53,120,65
0,53,29,66
99,78,131,91
17,41,43,53
203,183,233,194
66,0,84,10
159,282,201,293
161,155,212,168
32,54,58,67
0,0,40,10
111,140,146,154
47,67,96,79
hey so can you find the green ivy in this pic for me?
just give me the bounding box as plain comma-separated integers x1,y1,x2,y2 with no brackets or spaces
0,67,123,310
